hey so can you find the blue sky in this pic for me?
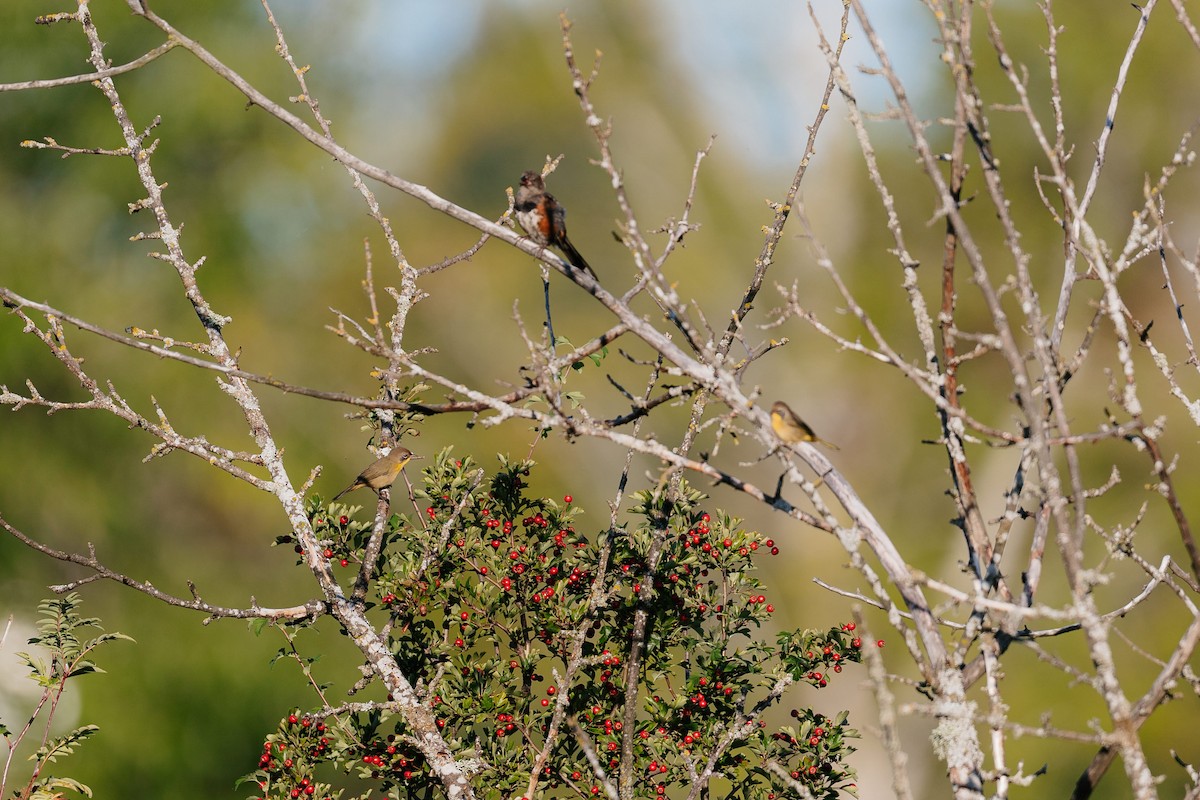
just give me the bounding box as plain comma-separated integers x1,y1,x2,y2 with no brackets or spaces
332,1,940,170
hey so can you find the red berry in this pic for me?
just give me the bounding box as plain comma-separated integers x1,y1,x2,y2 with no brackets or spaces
564,495,573,503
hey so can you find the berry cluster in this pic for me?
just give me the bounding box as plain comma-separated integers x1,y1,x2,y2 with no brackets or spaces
276,511,374,570
245,452,865,799
241,713,334,800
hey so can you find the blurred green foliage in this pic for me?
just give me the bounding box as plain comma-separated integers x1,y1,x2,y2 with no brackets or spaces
2,1,1200,797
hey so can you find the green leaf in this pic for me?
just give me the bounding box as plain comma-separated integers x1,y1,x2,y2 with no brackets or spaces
64,661,101,679
27,775,93,799
33,724,99,764
83,632,135,648
17,652,50,682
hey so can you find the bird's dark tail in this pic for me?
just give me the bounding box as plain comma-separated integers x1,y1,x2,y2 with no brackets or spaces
557,239,597,280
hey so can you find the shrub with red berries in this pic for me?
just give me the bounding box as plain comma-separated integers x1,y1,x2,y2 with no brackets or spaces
242,451,861,799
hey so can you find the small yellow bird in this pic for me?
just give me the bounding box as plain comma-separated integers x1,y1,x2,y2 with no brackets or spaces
333,447,420,500
770,401,839,450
